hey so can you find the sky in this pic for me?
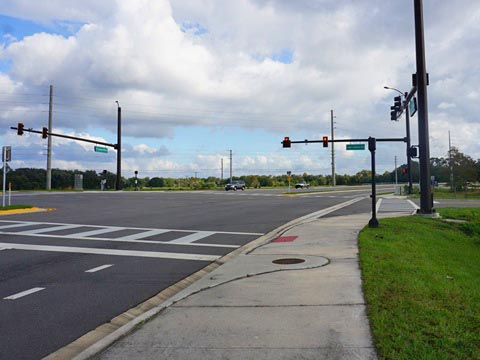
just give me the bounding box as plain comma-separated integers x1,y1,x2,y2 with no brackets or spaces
0,0,478,180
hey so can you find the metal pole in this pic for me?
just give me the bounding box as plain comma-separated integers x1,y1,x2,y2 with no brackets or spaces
395,156,398,185
368,137,379,228
405,92,413,194
221,158,223,182
449,131,454,193
2,148,6,207
414,0,433,213
116,102,122,191
46,85,53,190
229,150,232,183
331,110,336,187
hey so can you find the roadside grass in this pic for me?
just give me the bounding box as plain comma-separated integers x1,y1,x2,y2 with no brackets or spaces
409,187,480,200
359,209,480,359
0,205,34,211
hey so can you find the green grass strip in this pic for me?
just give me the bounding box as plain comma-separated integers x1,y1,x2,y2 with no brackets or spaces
359,210,480,359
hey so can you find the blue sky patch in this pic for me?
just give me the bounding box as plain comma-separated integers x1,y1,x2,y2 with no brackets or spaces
181,22,208,36
0,14,83,41
271,49,294,64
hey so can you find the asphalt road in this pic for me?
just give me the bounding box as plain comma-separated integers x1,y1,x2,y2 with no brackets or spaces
0,186,388,359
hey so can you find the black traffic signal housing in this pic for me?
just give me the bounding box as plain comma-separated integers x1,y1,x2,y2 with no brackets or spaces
322,136,328,147
282,137,291,148
17,122,24,135
42,127,48,139
393,96,402,109
402,167,407,174
390,106,398,121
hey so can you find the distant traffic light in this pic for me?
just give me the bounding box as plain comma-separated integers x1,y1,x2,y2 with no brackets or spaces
402,168,407,174
282,136,291,148
390,106,397,121
17,122,24,136
394,96,402,109
42,127,48,139
322,136,328,148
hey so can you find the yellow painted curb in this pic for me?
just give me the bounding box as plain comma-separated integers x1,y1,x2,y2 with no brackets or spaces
0,207,55,216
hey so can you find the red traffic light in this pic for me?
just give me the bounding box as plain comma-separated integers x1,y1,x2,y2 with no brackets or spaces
17,122,24,136
322,136,328,147
282,136,291,148
42,126,48,139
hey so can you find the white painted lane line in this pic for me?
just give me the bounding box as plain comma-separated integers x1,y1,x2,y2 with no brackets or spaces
69,227,126,237
116,229,169,241
85,264,113,273
0,247,10,251
169,231,216,244
0,242,220,261
4,287,45,300
17,224,81,235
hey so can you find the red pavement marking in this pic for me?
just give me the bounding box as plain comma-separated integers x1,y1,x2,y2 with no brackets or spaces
272,236,298,243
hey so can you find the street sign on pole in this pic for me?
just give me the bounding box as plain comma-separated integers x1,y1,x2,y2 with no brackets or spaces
94,146,108,153
346,144,365,151
409,97,418,117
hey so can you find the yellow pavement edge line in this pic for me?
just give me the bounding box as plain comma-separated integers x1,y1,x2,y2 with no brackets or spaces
0,207,55,216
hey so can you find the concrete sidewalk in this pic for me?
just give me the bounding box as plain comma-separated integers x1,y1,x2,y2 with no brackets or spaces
80,198,416,360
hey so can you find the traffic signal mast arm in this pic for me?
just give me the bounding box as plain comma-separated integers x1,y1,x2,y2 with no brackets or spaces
11,125,118,149
283,137,407,145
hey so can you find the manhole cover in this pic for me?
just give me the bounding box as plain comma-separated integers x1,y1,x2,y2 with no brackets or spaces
272,258,306,265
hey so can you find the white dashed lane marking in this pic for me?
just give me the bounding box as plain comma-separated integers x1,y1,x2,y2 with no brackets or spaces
4,287,45,300
85,264,114,273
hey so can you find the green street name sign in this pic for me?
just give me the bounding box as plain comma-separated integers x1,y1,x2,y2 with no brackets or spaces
94,146,108,153
346,144,365,151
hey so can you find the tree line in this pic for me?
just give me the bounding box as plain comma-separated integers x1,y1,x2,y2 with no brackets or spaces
2,148,478,191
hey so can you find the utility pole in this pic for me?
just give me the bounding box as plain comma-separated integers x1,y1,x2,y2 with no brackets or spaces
46,85,53,190
116,101,122,191
229,150,232,183
449,131,454,192
221,158,224,182
394,156,398,185
330,109,336,187
414,0,433,213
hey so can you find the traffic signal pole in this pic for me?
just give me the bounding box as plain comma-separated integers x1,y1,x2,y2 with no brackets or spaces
414,0,433,214
283,135,406,228
116,102,122,191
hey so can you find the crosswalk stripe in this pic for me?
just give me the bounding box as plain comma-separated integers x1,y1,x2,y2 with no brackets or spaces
169,231,215,244
69,227,126,237
0,222,36,230
115,229,169,241
16,224,81,235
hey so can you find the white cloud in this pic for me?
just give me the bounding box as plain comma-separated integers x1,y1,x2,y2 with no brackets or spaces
0,0,478,177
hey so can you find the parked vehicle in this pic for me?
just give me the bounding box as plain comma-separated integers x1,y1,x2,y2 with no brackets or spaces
295,181,309,189
225,180,246,191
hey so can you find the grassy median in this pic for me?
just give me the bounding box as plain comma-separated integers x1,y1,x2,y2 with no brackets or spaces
359,208,480,359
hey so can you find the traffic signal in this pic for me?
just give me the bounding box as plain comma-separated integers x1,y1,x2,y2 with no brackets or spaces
17,122,24,135
402,168,407,174
390,106,397,121
322,136,328,147
393,96,402,110
282,136,291,148
42,127,48,139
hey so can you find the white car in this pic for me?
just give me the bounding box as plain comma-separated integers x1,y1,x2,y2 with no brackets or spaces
295,182,309,189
